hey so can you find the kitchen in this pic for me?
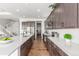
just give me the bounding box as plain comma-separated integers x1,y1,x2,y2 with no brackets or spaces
0,3,79,56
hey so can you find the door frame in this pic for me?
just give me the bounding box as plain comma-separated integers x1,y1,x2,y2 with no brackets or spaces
35,21,42,39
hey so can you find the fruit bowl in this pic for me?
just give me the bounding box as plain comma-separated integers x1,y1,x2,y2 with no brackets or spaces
0,37,13,44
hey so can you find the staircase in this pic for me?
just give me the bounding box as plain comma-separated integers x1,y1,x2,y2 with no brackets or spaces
0,25,14,37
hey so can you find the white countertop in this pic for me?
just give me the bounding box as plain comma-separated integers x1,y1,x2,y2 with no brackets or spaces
21,34,34,46
0,34,34,56
48,37,79,56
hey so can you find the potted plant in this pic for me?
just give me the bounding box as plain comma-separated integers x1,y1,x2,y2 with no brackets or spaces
64,34,72,46
49,3,59,9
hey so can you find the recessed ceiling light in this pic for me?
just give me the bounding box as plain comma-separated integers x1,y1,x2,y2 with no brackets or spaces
16,9,20,12
37,9,40,12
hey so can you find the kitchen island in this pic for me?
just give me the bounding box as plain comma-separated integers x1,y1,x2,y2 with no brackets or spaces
45,36,79,56
0,34,34,56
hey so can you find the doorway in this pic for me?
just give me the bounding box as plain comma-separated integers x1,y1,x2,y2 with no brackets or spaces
36,21,42,39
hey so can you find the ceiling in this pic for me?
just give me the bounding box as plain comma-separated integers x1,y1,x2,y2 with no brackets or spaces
0,3,53,26
0,3,52,19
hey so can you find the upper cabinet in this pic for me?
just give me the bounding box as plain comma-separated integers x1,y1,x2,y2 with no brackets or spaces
63,3,77,28
45,3,78,29
78,4,79,27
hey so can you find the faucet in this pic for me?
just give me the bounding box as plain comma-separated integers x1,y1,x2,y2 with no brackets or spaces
52,32,59,37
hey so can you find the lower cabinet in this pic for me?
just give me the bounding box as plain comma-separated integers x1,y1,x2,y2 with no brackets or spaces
45,37,68,56
55,46,68,56
46,38,52,56
20,35,34,56
51,42,61,56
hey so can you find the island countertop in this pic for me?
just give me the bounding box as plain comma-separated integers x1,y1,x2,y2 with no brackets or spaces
0,34,34,56
48,37,79,56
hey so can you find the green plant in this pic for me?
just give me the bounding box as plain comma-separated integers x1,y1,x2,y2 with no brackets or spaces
49,3,59,9
64,34,72,40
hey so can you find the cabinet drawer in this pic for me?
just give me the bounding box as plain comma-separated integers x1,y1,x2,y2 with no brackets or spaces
20,46,27,56
21,42,26,49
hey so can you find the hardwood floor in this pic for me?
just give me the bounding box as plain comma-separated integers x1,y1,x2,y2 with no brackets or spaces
28,37,50,56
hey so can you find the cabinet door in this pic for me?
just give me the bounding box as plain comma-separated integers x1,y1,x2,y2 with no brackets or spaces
45,37,48,48
56,46,68,56
46,38,49,50
51,44,56,56
58,3,65,28
45,3,78,29
20,37,33,56
78,3,79,27
63,3,77,28
48,41,52,55
20,42,27,56
51,42,60,56
54,3,77,28
46,38,51,55
54,8,60,29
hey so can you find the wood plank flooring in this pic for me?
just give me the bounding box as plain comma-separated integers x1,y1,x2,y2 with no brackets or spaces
28,37,50,56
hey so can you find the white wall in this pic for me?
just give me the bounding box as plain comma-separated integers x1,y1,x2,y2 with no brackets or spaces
47,28,79,44
6,21,20,36
0,31,4,34
0,25,4,34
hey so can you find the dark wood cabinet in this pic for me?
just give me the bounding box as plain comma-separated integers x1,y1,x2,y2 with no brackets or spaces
55,45,68,56
45,37,68,56
51,42,60,56
20,35,34,56
62,3,77,28
78,3,79,27
45,3,78,29
46,38,52,55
